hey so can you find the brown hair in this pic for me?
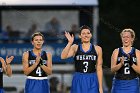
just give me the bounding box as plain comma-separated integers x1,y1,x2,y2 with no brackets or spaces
79,25,92,34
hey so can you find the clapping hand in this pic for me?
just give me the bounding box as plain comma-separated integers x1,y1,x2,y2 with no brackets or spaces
127,54,133,66
6,56,14,64
120,56,125,65
36,53,41,65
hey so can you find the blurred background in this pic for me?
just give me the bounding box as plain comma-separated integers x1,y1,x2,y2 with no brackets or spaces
0,0,140,93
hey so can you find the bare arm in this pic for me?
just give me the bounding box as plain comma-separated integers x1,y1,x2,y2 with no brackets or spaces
40,52,52,75
95,46,103,93
22,51,40,75
111,49,123,73
131,49,140,74
0,57,7,75
5,56,14,77
61,31,76,59
0,56,14,77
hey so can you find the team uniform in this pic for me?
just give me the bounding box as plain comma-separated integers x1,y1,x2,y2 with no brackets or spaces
25,50,49,93
71,44,99,93
111,47,139,93
0,62,4,93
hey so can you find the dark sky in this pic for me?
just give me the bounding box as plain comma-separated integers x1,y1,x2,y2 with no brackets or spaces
98,0,140,66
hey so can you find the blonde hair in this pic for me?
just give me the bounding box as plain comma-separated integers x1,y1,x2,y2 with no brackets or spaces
120,28,135,45
31,32,44,41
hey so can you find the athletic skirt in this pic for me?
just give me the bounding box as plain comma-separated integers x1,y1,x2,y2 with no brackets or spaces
0,88,4,93
71,72,99,93
111,78,139,93
25,76,50,93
